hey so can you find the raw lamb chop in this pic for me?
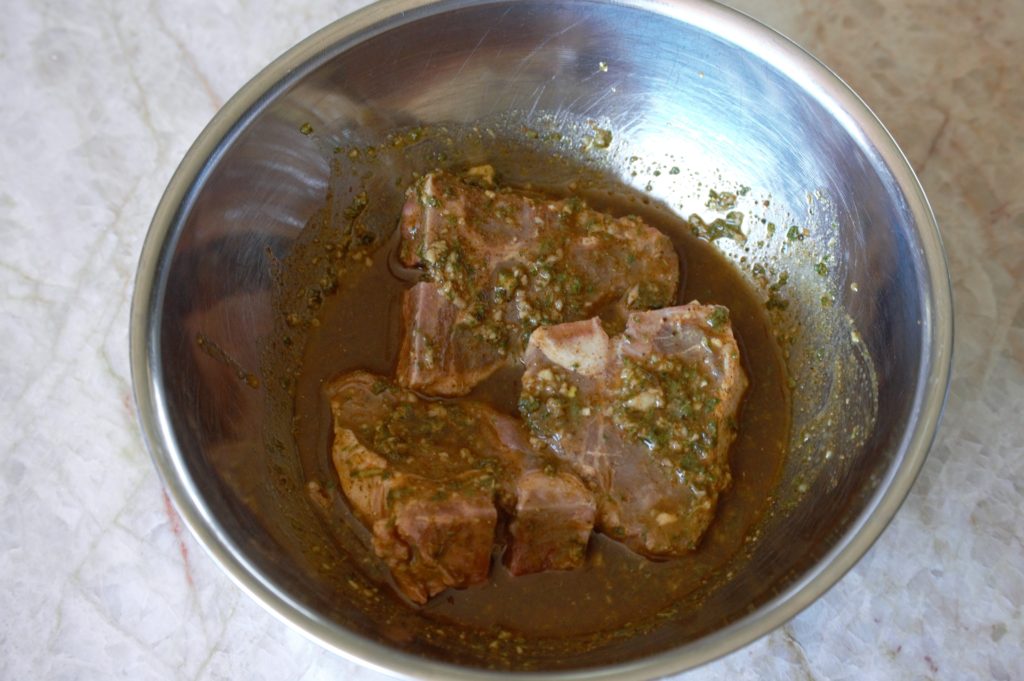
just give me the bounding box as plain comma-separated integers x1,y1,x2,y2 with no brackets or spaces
397,170,679,396
325,372,596,603
519,303,747,557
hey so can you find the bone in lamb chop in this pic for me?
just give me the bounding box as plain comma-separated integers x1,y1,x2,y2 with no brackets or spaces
325,371,596,604
397,170,680,396
519,303,747,558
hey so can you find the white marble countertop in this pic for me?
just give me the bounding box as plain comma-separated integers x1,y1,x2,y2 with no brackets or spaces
1,0,1020,678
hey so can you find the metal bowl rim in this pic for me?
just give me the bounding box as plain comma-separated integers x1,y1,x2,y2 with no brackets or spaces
129,1,954,678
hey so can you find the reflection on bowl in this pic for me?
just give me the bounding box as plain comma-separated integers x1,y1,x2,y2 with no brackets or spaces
131,1,952,678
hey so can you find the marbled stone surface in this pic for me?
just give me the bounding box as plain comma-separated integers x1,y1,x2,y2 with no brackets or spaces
1,1,1020,679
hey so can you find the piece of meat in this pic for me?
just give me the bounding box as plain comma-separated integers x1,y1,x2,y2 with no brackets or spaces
519,303,748,558
396,170,680,396
396,282,503,396
507,470,595,575
329,426,496,604
326,372,596,603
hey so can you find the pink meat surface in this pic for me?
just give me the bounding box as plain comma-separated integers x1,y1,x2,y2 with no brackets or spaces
519,303,747,557
396,170,679,396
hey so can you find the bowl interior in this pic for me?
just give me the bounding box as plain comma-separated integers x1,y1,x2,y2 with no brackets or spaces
134,0,949,677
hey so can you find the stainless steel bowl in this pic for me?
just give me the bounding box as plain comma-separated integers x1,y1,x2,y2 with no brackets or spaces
130,0,953,678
